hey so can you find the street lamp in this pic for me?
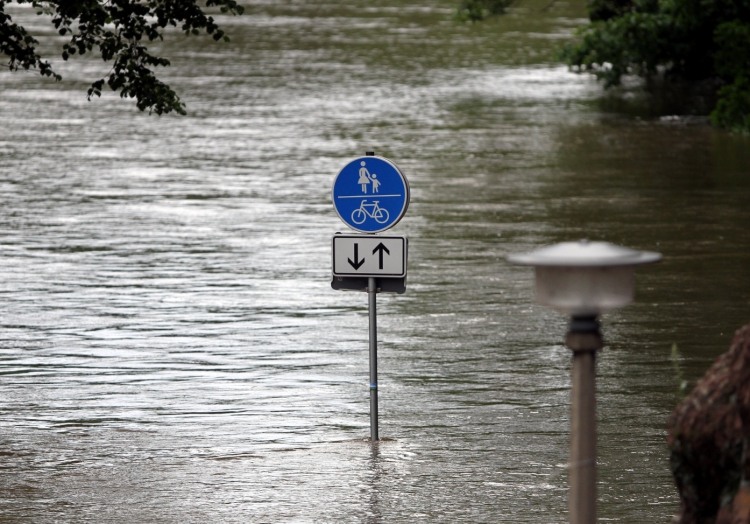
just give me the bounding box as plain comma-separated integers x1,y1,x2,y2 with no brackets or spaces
507,240,661,524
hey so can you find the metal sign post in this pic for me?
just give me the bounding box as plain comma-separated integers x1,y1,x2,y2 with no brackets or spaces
330,152,410,442
368,276,378,442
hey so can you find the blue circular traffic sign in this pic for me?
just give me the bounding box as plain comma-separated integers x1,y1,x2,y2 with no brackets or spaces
331,156,410,233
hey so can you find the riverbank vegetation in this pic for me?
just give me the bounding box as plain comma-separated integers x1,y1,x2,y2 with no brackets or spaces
559,0,750,132
460,0,750,132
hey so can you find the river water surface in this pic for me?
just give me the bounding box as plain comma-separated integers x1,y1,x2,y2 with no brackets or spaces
1,0,750,522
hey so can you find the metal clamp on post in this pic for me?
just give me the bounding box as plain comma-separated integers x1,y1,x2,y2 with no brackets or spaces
566,316,603,353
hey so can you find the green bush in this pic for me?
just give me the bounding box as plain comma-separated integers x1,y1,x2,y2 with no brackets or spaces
456,0,514,22
559,0,750,131
711,74,750,132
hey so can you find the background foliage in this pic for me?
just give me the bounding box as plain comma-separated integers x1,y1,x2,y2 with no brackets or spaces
559,0,750,131
456,0,514,21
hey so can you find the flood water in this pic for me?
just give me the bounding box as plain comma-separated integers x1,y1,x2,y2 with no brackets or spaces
1,0,750,522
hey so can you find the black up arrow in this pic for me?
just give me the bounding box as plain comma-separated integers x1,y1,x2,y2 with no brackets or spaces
372,242,390,270
348,243,365,270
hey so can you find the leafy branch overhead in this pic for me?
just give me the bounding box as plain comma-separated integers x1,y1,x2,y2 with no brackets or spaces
0,0,244,114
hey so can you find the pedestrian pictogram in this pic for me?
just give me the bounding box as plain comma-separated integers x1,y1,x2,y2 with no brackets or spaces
357,161,383,194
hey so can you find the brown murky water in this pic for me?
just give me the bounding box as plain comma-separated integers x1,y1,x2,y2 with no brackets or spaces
1,0,749,522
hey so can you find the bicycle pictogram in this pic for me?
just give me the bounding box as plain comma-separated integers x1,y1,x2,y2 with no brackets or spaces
351,200,390,225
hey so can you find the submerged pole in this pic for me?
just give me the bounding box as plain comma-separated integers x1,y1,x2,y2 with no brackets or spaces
566,316,603,524
365,151,378,442
368,276,378,442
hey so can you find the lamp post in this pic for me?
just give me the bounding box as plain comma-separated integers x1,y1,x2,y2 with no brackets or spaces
507,240,661,524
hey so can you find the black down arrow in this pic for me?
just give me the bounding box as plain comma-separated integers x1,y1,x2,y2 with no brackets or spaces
348,243,365,269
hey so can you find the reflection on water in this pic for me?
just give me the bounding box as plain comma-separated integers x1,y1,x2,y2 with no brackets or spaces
1,0,749,522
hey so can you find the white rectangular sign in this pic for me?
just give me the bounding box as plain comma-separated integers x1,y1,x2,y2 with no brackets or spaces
332,235,407,278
